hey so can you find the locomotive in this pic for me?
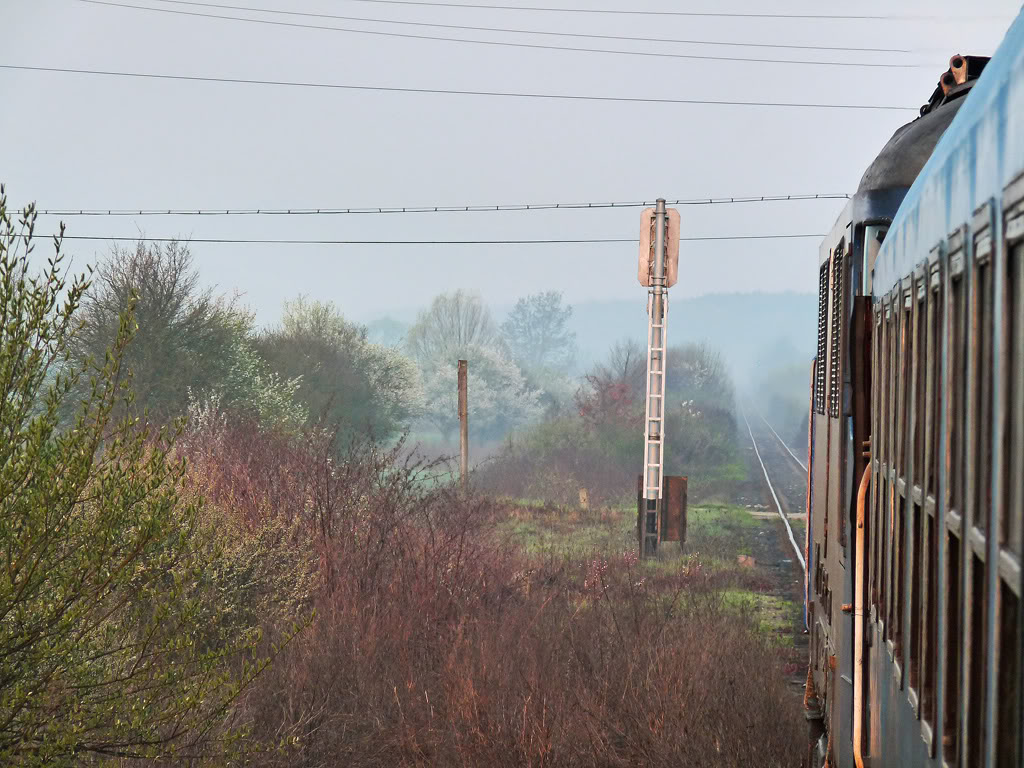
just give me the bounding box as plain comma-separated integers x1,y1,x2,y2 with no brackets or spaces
804,11,1024,768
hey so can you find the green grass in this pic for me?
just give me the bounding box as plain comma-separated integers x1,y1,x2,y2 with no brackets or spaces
687,504,759,538
683,460,748,503
684,504,759,565
495,503,635,557
495,499,801,643
497,500,761,567
721,588,798,642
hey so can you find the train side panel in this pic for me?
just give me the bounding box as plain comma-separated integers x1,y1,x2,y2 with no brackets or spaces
812,12,1024,766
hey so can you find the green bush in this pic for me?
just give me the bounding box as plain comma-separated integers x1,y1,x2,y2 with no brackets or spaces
0,192,268,766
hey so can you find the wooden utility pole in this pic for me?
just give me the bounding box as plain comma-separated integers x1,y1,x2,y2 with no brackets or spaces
458,359,468,491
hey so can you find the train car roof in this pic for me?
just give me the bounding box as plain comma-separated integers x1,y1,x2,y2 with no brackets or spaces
818,70,974,270
873,8,1024,293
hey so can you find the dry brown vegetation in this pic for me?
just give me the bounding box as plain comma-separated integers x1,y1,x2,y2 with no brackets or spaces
179,420,805,768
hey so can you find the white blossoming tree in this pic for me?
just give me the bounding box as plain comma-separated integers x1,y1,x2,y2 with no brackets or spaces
419,343,542,442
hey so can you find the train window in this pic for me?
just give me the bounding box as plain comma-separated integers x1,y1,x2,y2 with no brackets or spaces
892,291,910,667
886,298,899,637
815,261,829,415
971,229,994,535
910,496,922,695
875,305,889,617
922,261,942,738
996,583,1021,767
898,288,912,473
942,527,963,763
922,511,937,732
927,262,943,498
864,225,887,295
995,191,1023,767
963,213,993,768
829,242,845,419
894,494,906,667
965,555,988,767
1004,226,1023,557
909,274,926,698
878,301,892,626
943,232,967,764
886,299,897,637
872,309,883,612
914,276,927,488
948,234,967,520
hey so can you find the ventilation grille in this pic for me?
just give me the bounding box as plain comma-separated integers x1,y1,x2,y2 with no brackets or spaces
814,261,829,415
828,245,845,418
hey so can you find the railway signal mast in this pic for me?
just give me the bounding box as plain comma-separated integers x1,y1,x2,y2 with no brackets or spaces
638,199,680,556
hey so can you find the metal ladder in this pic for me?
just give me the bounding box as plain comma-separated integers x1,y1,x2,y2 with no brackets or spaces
642,289,668,554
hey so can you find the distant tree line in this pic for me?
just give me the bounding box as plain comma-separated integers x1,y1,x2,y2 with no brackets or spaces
66,245,581,449
65,236,738,501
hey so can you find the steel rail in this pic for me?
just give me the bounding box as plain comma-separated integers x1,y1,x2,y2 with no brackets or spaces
741,407,807,573
758,412,808,472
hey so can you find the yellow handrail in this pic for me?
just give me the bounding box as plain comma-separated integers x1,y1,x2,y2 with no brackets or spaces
853,454,871,768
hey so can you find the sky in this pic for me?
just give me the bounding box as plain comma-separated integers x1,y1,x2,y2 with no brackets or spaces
2,0,1020,326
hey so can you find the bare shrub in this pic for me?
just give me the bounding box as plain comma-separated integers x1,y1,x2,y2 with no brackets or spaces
180,419,803,767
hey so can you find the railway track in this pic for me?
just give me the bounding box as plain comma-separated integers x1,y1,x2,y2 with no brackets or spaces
740,406,807,574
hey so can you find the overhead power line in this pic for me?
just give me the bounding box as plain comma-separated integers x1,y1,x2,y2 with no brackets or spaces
52,234,825,245
146,0,913,54
318,0,1008,21
33,193,852,217
78,0,925,68
0,65,920,111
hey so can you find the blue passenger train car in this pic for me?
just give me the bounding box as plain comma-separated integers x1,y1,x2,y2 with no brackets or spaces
805,10,1024,767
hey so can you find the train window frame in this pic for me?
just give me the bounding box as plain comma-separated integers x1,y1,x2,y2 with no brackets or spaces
942,227,966,766
993,177,1024,768
899,284,913,474
886,291,899,648
872,305,884,617
926,258,944,503
913,264,928,491
879,295,894,637
887,280,911,674
964,549,988,768
921,255,943,747
968,205,994,540
908,264,927,712
1000,176,1024,562
898,282,913,672
963,203,994,768
884,292,894,645
947,227,967,528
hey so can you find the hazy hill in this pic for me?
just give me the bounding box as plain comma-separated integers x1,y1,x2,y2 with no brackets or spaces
570,292,817,379
361,291,817,386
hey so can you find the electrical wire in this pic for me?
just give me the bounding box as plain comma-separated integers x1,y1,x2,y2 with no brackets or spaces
0,65,920,111
77,0,925,68
33,193,852,217
145,0,914,54
317,0,1009,21
50,234,825,244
